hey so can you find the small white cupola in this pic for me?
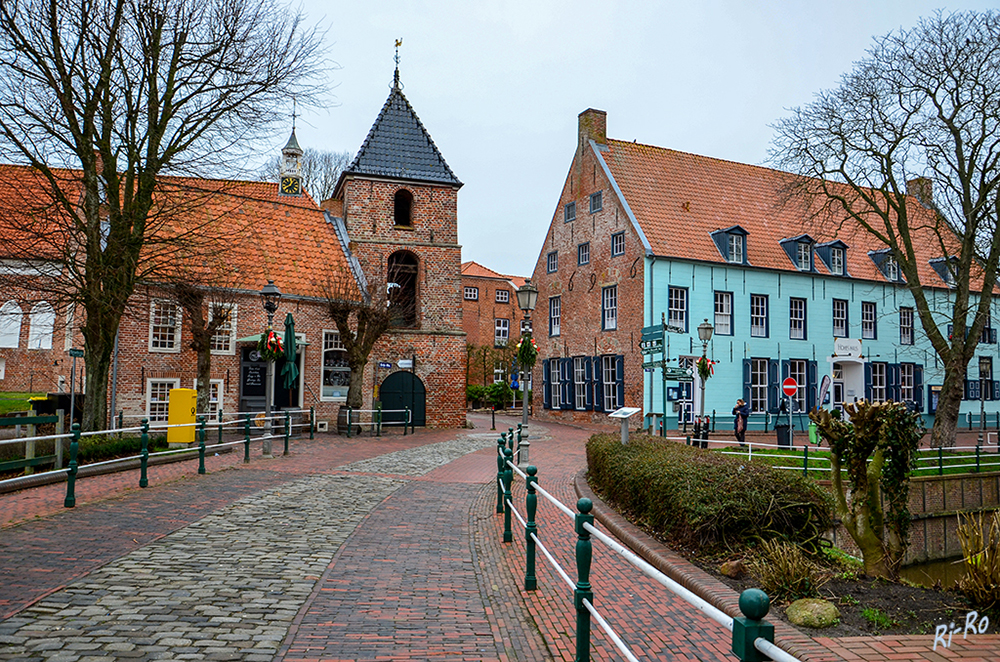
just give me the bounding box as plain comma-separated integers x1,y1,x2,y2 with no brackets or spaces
279,127,303,196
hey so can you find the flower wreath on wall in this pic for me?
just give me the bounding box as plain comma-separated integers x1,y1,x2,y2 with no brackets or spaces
257,329,284,362
696,356,717,382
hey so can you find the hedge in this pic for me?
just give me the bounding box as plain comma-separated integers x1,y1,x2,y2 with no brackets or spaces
587,434,834,553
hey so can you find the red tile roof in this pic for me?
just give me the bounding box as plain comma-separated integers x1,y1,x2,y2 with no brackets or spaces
461,261,528,288
599,139,962,288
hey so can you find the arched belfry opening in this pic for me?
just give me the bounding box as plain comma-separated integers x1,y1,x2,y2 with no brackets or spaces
387,250,418,327
394,189,413,227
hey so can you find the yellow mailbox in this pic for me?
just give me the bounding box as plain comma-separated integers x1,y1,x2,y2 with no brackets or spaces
167,388,197,447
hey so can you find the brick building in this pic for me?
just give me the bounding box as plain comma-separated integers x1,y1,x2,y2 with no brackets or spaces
0,70,467,429
460,261,528,388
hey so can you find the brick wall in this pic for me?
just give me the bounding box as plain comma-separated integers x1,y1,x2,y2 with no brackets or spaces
461,274,523,388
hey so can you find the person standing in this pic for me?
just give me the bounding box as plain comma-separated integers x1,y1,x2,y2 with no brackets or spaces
733,398,750,447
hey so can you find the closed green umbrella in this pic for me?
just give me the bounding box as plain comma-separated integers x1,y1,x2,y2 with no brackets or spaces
281,312,299,399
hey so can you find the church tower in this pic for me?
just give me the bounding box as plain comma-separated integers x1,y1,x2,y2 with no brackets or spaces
279,128,303,196
330,63,465,427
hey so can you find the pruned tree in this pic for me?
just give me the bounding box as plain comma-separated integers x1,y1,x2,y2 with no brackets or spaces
258,148,351,201
0,0,325,430
770,10,1000,447
170,282,237,417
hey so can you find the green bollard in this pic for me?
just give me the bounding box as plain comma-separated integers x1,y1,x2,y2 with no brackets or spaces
731,589,774,662
198,416,206,475
284,411,290,456
346,407,352,438
502,448,513,543
686,435,691,446
243,414,251,464
524,465,538,590
310,406,315,440
803,444,809,478
139,418,149,488
496,436,506,514
508,427,515,454
376,403,382,437
574,498,594,662
404,407,409,436
64,423,80,508
117,410,124,432
218,409,224,445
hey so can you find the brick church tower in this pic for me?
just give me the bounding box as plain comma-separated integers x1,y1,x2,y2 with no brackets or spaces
331,67,466,427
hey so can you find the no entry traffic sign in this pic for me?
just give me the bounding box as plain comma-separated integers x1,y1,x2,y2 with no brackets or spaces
782,377,798,397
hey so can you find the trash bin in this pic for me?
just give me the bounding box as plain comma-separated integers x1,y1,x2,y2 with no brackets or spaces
775,423,790,448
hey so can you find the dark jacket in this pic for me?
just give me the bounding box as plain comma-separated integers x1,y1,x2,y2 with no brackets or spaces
732,402,750,429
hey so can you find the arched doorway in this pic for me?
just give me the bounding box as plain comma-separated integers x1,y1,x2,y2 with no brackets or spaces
380,370,426,427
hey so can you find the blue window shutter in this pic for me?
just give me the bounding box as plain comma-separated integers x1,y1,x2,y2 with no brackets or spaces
584,358,593,411
993,380,1000,401
768,359,779,411
742,359,751,405
992,328,998,344
616,355,625,409
914,365,924,411
864,362,872,401
807,360,818,411
887,364,900,402
593,357,604,412
542,359,550,410
560,358,572,408
781,360,789,381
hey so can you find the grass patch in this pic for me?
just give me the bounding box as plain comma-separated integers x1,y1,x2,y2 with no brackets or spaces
747,540,826,602
861,606,897,630
0,392,46,416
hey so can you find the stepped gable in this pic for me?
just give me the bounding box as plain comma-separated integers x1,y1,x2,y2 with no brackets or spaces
344,81,461,187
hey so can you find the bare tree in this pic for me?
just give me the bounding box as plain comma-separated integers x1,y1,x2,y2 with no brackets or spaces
258,148,351,202
769,10,1000,447
170,282,237,417
0,0,325,430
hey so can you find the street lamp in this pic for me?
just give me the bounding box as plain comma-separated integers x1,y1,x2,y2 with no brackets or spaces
697,318,714,420
260,280,281,457
516,280,538,432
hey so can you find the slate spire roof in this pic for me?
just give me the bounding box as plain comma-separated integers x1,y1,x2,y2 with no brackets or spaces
343,72,461,188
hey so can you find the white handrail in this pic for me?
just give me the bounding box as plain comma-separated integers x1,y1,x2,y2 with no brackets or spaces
582,598,641,662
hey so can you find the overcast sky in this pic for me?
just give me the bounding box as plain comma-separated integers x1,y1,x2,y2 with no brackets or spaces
288,1,999,278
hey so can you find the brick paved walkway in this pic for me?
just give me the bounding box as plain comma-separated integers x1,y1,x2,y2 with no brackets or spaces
0,414,997,661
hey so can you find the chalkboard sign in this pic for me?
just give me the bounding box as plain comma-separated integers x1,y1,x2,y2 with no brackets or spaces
241,347,266,398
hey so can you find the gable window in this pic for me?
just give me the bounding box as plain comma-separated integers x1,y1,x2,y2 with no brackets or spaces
861,302,877,340
564,202,576,223
611,232,625,257
494,318,509,347
546,251,558,273
387,251,419,328
209,304,236,354
28,302,55,350
871,249,901,282
322,330,350,400
832,299,848,338
728,234,744,264
750,294,768,338
578,242,590,265
150,301,180,352
830,247,844,275
796,242,811,270
495,289,509,303
589,191,603,213
393,189,414,227
789,298,806,340
549,296,561,336
464,287,479,301
668,287,687,333
714,291,732,336
0,301,22,348
900,307,914,345
602,286,618,330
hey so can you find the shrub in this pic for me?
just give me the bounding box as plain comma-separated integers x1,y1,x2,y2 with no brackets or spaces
957,510,1000,611
586,433,834,553
466,384,485,404
77,434,168,463
747,540,825,601
484,381,513,409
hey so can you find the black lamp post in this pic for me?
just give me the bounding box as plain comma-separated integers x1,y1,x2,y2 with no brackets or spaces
515,280,538,430
260,280,281,457
697,318,714,420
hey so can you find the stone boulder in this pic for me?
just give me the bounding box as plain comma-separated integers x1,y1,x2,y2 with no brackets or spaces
719,559,746,579
785,598,840,629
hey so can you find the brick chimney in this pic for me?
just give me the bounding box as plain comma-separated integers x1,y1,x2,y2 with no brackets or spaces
578,108,607,152
907,177,933,208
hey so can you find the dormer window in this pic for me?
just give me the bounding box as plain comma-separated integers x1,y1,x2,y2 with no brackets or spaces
830,247,844,275
797,242,811,270
815,240,849,276
885,257,899,281
779,234,814,271
930,257,958,287
729,234,743,263
711,226,749,265
869,248,903,282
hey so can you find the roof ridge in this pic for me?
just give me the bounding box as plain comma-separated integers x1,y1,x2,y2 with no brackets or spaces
607,138,787,179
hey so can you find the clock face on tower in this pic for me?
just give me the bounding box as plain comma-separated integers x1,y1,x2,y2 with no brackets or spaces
280,176,301,195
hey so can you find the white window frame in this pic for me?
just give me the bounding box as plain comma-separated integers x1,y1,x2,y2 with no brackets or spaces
750,294,767,338
494,362,506,384
789,298,806,340
796,242,811,270
578,242,590,265
589,191,603,213
728,234,744,263
714,291,732,336
321,329,349,402
549,296,561,337
192,378,225,418
885,257,899,281
464,286,479,301
871,362,887,402
789,359,807,412
149,300,181,353
495,289,509,304
63,303,75,351
494,318,510,347
602,286,618,331
832,299,848,337
549,360,560,410
146,378,180,426
0,300,22,348
750,358,768,413
900,363,915,403
830,247,844,275
28,302,55,350
546,251,558,273
574,357,587,410
668,287,687,332
900,307,914,345
611,232,625,257
209,303,236,355
861,302,876,340
602,355,618,411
